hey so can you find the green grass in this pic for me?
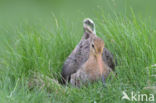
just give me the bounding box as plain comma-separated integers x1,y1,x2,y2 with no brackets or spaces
0,0,156,103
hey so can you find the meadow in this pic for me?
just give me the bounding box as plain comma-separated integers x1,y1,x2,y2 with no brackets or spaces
0,0,156,103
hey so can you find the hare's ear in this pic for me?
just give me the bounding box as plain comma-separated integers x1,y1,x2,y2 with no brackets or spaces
83,18,96,34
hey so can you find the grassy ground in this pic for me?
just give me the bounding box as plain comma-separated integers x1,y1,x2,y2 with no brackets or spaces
0,0,156,103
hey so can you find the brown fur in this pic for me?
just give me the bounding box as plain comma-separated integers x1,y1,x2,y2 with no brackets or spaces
70,37,111,87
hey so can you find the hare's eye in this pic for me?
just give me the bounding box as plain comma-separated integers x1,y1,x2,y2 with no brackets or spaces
92,44,94,48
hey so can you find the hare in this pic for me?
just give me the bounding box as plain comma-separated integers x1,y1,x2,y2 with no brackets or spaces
70,37,111,87
61,18,115,84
